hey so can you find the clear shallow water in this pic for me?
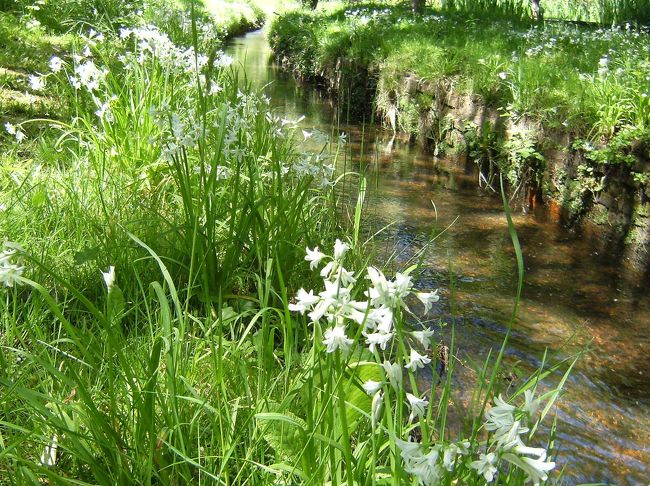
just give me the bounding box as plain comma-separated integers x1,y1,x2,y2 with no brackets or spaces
226,29,650,485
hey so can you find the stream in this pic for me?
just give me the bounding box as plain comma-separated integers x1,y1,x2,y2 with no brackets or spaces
226,29,650,485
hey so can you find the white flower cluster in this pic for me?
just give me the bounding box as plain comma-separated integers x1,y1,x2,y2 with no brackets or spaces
118,26,208,74
69,59,107,92
290,240,439,423
293,153,335,189
0,244,24,288
4,122,26,143
290,240,438,353
62,34,108,93
344,6,444,28
152,92,264,171
396,437,471,485
390,390,555,485
145,4,222,48
289,243,556,485
477,391,555,485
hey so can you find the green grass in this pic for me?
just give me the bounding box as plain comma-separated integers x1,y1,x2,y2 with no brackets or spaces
0,0,576,484
270,2,650,135
269,1,650,197
0,12,72,121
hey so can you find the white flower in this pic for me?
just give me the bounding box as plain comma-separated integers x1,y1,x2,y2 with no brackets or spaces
503,452,555,485
25,18,40,29
208,81,222,95
382,360,403,391
514,443,548,459
371,306,393,333
308,298,331,323
362,380,383,396
334,266,356,286
69,75,81,90
411,328,435,350
366,267,413,308
5,122,16,135
404,348,432,371
322,324,353,353
93,95,116,122
0,262,24,287
213,52,233,68
0,247,24,288
318,279,351,306
319,260,335,279
73,60,105,91
14,130,26,143
406,393,428,421
28,75,45,91
395,437,422,462
49,56,63,73
102,266,115,291
366,266,392,306
442,441,469,472
0,249,16,265
470,452,497,482
498,71,508,80
333,238,350,260
214,166,231,180
0,263,23,286
407,446,442,485
416,290,439,313
341,299,370,325
371,391,383,428
521,389,540,418
305,246,326,270
485,394,516,435
392,272,412,296
288,288,320,314
495,420,529,451
39,434,58,467
365,331,393,353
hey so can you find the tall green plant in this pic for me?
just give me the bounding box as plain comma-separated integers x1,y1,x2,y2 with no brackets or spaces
599,0,650,25
440,0,531,20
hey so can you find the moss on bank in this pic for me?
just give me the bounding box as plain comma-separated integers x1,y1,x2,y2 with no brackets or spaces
269,2,650,265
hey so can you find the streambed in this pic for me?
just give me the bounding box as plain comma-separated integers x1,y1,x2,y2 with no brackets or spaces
226,29,650,484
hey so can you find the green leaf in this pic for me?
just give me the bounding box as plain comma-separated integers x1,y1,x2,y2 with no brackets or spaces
255,409,307,462
73,246,100,265
31,189,47,207
344,361,384,433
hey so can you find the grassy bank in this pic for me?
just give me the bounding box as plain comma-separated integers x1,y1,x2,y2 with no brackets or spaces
270,2,650,237
0,0,263,124
270,2,649,147
1,0,574,484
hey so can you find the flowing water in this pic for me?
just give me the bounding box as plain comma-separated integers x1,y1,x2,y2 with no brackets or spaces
226,29,650,485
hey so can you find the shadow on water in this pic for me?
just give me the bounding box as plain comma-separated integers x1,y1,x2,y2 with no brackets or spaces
226,29,650,485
